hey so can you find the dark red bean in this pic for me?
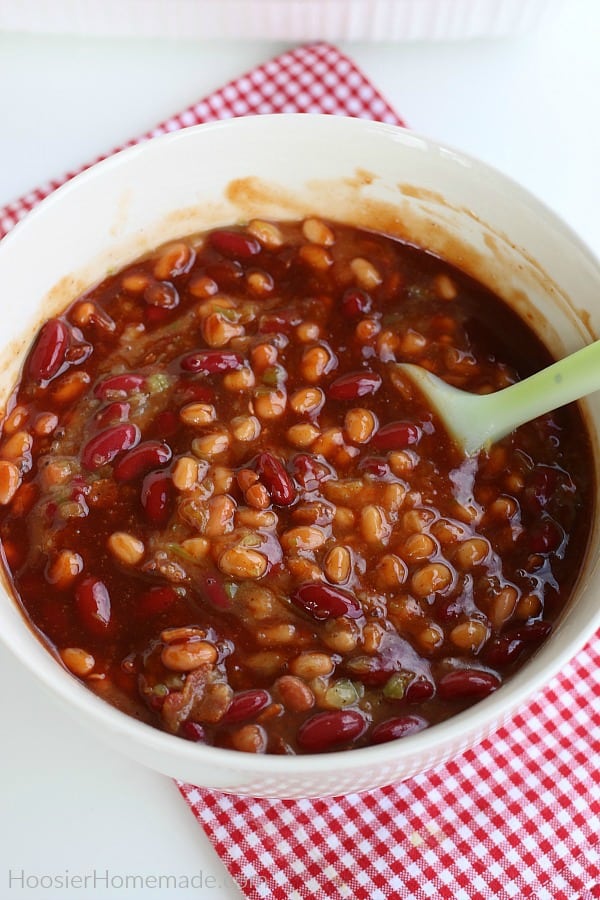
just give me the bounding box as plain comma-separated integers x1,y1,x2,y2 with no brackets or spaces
76,577,112,636
529,518,564,554
358,456,390,478
177,382,215,404
181,722,207,742
26,318,69,383
512,620,552,643
405,679,436,703
256,452,296,506
137,585,179,618
484,621,552,668
141,471,173,526
94,401,131,429
297,709,367,752
522,465,560,513
371,421,421,450
290,454,335,493
209,230,261,260
436,596,464,624
81,423,140,470
222,689,271,724
113,441,172,482
204,260,244,287
483,637,522,668
328,371,382,401
342,287,372,318
344,655,393,686
180,350,244,375
292,583,362,621
94,373,145,399
437,668,500,700
198,572,231,610
371,715,428,745
144,281,179,309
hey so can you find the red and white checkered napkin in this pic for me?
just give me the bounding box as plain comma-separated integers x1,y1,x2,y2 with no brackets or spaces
180,635,600,899
2,40,599,900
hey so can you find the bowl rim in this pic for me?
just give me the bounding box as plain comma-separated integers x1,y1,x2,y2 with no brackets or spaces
1,112,599,780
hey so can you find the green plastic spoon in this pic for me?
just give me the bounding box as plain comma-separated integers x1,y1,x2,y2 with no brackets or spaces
396,340,600,456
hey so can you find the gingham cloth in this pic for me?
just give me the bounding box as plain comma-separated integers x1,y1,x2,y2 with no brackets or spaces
2,41,599,900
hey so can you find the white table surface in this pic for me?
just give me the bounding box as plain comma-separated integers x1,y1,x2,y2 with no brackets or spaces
1,2,599,897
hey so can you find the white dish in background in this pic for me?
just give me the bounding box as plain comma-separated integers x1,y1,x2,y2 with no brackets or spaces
0,114,599,799
0,0,566,41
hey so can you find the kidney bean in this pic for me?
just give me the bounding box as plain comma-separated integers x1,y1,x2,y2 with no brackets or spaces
371,715,428,744
136,585,179,618
198,571,231,610
514,620,552,643
341,287,372,318
292,583,362,621
344,655,394,686
522,465,560,513
436,596,465,624
529,517,564,554
405,679,436,702
94,373,145,399
328,371,382,401
222,689,271,724
180,350,244,375
358,456,390,478
181,722,207,742
256,452,296,506
371,421,421,450
437,668,500,700
290,454,335,492
114,441,172,482
205,257,244,280
81,423,140,470
26,318,69,383
177,382,215,404
209,230,261,260
297,709,367,752
94,401,131,429
483,620,552,668
76,577,112,636
141,471,173,526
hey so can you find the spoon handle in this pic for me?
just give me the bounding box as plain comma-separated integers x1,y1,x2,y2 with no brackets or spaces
483,338,600,442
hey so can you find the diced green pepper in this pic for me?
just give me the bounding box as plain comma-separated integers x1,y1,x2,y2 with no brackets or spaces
383,671,414,700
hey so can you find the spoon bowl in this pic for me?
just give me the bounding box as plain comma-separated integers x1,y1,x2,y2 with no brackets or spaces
397,339,600,455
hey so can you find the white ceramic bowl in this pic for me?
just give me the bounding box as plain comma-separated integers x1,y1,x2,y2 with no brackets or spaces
0,115,599,799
